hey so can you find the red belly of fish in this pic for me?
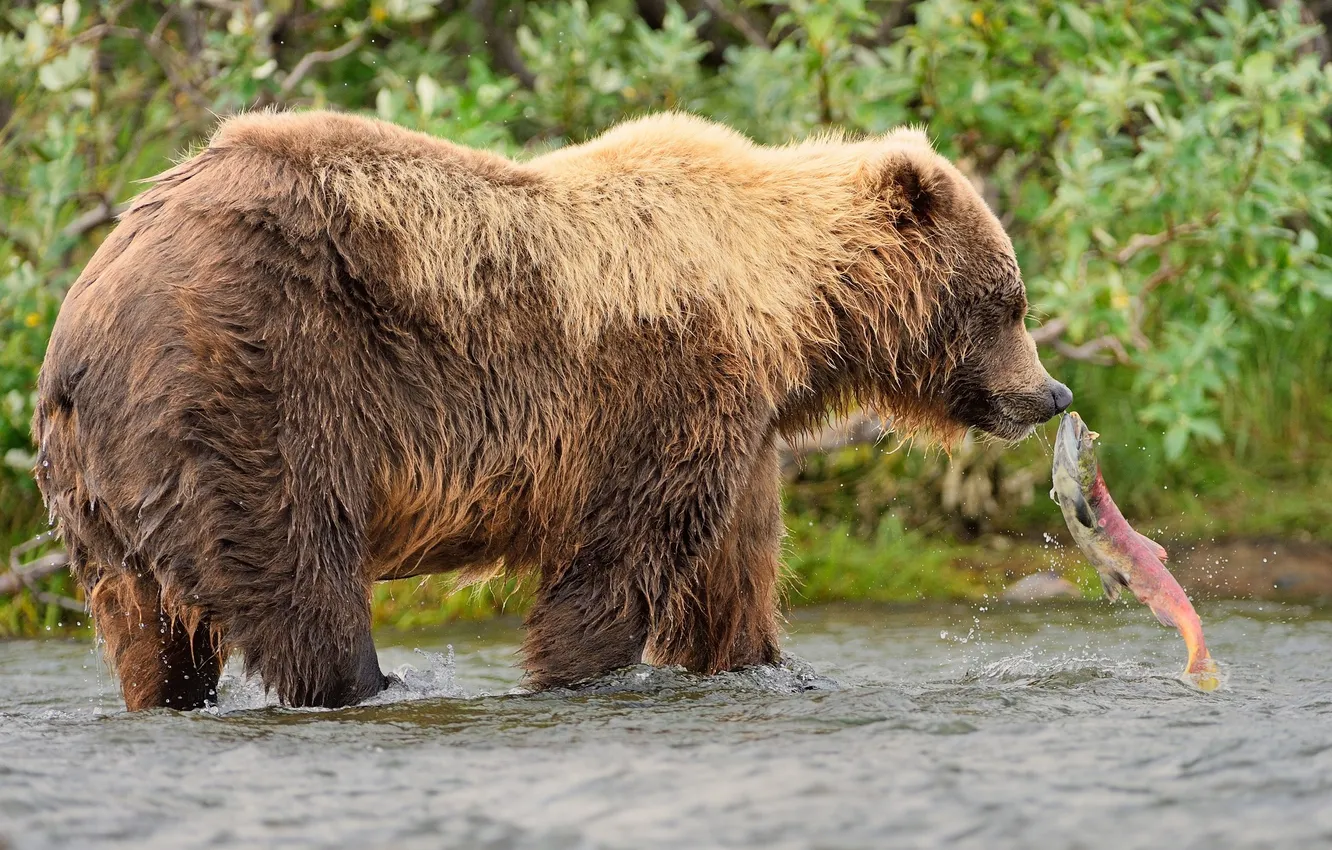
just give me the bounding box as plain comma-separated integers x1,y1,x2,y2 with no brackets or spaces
1087,471,1216,679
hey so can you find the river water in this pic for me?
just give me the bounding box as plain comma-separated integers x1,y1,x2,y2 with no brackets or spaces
2,600,1331,850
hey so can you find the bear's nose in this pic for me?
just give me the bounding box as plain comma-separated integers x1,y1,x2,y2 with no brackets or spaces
1048,379,1073,414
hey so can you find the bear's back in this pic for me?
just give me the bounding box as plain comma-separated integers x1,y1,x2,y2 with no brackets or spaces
173,111,836,364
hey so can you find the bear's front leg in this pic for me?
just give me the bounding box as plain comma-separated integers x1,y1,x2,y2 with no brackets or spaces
522,560,651,689
239,596,388,709
521,414,777,688
641,435,784,673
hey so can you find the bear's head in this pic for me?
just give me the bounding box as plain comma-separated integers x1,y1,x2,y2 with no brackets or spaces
841,130,1072,442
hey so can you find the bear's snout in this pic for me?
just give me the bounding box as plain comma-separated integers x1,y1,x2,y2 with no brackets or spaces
1010,377,1073,428
1048,379,1073,416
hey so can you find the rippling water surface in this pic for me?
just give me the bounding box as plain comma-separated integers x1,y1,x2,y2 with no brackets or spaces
3,601,1332,849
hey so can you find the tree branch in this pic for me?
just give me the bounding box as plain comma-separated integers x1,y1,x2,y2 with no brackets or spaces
0,221,37,264
279,34,364,98
1028,317,1068,345
470,0,537,90
1030,316,1130,364
1139,262,1181,296
1112,215,1218,264
1053,335,1130,365
2,532,79,611
0,553,71,596
778,412,888,473
78,24,212,111
699,0,771,48
61,197,129,243
868,0,914,47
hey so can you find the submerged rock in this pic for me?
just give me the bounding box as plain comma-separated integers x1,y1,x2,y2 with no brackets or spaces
1002,571,1083,602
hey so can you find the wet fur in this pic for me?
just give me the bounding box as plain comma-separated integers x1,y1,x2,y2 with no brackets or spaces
33,111,1056,709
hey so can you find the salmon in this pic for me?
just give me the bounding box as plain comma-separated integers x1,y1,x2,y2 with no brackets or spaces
1051,412,1221,691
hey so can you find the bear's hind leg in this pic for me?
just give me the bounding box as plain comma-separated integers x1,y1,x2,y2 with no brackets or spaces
90,570,223,711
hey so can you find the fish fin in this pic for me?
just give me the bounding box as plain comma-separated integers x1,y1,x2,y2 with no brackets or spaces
1072,490,1095,529
1050,487,1058,503
1136,532,1168,563
1099,571,1127,602
1149,603,1177,629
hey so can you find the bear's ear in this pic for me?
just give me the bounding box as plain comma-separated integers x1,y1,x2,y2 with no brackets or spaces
858,151,943,227
884,126,933,149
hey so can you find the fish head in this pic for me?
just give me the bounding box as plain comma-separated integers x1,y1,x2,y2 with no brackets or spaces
1050,411,1103,537
1051,412,1098,503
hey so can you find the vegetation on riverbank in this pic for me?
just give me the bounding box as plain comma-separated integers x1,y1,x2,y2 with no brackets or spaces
2,0,1330,636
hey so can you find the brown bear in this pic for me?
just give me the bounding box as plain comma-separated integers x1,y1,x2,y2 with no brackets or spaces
33,111,1070,710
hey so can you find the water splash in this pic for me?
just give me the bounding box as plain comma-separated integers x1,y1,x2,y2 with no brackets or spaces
210,665,281,713
372,646,466,702
959,648,1153,688
715,653,841,693
1180,661,1227,693
545,654,841,698
205,646,469,715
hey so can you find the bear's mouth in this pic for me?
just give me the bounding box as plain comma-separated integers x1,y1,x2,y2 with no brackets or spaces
945,384,1047,441
987,392,1065,440
980,412,1038,441
947,391,1057,442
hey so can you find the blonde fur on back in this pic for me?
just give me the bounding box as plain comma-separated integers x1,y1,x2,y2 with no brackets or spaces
207,111,964,399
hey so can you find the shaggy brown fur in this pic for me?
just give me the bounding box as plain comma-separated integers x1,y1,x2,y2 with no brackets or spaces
33,111,1069,710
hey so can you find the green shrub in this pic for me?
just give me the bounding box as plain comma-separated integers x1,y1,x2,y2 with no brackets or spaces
2,0,1329,631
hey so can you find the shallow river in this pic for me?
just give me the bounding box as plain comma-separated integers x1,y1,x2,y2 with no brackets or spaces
3,601,1331,850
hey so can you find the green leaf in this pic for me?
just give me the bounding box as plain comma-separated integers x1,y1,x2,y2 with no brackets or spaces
1061,3,1096,42
1163,424,1189,461
37,45,92,92
61,0,81,30
1241,51,1275,88
1190,418,1225,443
416,73,441,116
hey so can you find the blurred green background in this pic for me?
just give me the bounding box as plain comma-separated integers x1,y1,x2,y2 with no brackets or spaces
2,0,1330,635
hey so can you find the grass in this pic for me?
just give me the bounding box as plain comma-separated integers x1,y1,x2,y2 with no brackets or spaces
370,574,533,631
3,475,1326,637
785,514,985,603
2,511,1095,637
